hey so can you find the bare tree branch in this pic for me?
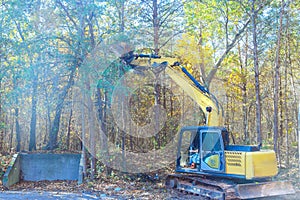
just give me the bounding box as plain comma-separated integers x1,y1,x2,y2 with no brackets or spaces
206,18,251,87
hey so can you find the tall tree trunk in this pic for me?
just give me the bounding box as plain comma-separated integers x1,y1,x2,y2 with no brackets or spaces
0,79,3,152
0,129,3,152
13,76,21,152
29,70,38,151
66,108,73,150
46,67,76,150
81,93,87,179
278,78,283,166
163,80,167,142
96,88,111,176
121,101,126,171
154,77,161,149
273,0,285,155
238,35,249,144
87,12,97,179
0,79,1,121
284,45,289,167
298,101,300,176
117,0,125,32
290,62,298,140
15,107,21,152
4,117,8,152
251,0,262,145
284,8,290,167
86,82,96,180
43,67,52,145
9,114,13,152
153,0,159,54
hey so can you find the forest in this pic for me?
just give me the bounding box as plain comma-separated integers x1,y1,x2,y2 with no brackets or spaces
0,0,300,198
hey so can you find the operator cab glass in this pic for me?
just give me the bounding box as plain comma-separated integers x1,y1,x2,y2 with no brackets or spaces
177,128,200,170
200,130,225,172
176,126,226,173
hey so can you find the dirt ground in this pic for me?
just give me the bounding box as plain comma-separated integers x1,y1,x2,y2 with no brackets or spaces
0,179,298,200
1,165,300,200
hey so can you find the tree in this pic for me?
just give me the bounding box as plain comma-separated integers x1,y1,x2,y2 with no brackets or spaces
177,0,256,91
45,0,103,150
273,0,285,155
29,67,38,151
137,0,185,54
251,0,262,146
0,0,299,178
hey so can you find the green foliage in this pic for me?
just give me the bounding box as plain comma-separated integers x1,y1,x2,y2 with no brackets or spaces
0,0,299,178
175,33,214,67
184,0,246,45
0,122,6,130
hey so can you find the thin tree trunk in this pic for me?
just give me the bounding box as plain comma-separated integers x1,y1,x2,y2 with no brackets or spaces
13,76,21,152
298,101,300,176
4,116,8,152
117,0,125,32
121,101,126,171
81,91,87,178
154,78,161,149
29,70,38,151
273,0,285,155
244,31,249,144
284,45,289,167
251,0,262,145
96,88,111,176
86,79,96,180
9,114,13,152
163,81,167,143
66,108,73,150
225,94,230,131
15,107,21,152
290,65,298,140
43,72,52,145
238,36,249,144
0,130,3,152
153,0,159,54
278,77,283,167
284,8,290,167
0,80,2,151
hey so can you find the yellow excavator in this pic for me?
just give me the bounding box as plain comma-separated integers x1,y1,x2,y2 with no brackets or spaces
128,53,295,199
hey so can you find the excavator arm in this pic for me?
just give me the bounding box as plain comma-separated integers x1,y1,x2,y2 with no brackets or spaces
165,64,223,126
131,55,223,126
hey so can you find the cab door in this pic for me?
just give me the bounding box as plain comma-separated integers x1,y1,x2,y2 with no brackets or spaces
200,129,225,172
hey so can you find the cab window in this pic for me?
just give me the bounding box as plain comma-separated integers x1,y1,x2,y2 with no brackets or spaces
202,132,221,151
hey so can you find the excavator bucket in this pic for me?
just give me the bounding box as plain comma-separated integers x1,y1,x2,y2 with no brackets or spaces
235,181,295,199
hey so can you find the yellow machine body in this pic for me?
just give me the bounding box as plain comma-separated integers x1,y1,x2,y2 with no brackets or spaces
225,150,278,179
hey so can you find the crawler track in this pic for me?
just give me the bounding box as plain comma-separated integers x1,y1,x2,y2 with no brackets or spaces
166,174,236,199
165,174,295,199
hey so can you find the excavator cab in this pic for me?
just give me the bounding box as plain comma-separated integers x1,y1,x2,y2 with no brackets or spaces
176,126,228,174
176,125,281,181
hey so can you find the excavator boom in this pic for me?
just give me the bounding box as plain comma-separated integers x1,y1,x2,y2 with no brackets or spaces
131,56,223,126
165,65,223,126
